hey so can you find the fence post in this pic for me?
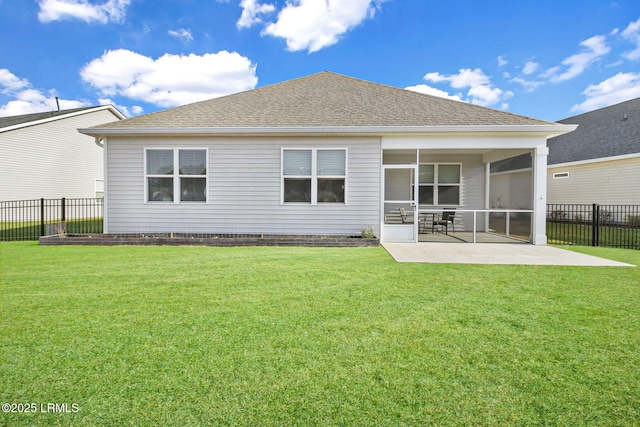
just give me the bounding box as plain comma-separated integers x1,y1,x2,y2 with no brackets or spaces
592,203,600,247
40,198,45,237
61,197,66,222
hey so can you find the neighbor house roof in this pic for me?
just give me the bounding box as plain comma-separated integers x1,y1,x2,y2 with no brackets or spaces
548,97,640,165
81,72,573,137
0,105,126,133
491,97,640,172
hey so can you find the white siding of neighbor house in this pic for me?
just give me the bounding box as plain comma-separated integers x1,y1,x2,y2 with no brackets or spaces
489,170,532,210
0,109,118,201
105,136,382,236
547,156,640,205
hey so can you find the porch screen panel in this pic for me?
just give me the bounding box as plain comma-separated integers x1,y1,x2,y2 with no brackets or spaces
385,169,412,201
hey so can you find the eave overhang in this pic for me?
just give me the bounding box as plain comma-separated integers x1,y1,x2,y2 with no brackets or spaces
79,124,577,139
2,105,126,134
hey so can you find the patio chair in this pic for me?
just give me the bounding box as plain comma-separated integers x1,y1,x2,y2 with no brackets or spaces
432,209,456,234
399,207,410,224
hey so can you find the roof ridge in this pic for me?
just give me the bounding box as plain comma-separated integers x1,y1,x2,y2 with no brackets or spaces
88,72,563,130
558,97,640,122
314,71,557,126
0,105,123,131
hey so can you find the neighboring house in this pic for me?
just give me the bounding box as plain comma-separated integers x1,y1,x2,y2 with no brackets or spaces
80,72,574,244
490,97,640,208
0,105,126,201
547,97,640,205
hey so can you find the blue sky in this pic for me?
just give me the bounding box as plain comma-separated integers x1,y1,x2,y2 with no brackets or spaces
1,0,639,121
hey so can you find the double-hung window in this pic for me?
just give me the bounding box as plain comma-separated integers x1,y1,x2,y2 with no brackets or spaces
282,149,346,204
146,149,207,203
417,163,460,205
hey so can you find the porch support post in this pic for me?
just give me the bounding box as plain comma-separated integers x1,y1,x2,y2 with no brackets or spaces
531,146,549,245
484,163,491,232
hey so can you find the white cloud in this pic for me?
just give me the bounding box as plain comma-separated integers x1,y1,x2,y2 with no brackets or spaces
571,72,640,112
544,35,610,82
510,77,544,92
0,69,30,92
404,84,463,101
168,28,194,43
497,56,508,67
522,61,539,75
98,98,139,117
80,49,258,107
0,69,89,117
261,0,385,53
621,18,640,60
237,0,276,29
423,68,511,107
38,0,130,24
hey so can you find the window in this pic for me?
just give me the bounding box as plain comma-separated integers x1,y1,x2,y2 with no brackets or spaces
282,149,346,204
416,163,460,206
94,179,104,198
146,149,207,203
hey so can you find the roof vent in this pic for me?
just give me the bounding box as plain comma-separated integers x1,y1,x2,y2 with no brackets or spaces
622,114,628,121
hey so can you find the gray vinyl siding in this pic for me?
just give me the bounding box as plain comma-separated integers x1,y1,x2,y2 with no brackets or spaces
105,136,381,236
547,157,640,205
0,109,116,201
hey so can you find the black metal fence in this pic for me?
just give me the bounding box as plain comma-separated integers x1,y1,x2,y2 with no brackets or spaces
547,204,640,249
0,198,103,241
2,198,639,248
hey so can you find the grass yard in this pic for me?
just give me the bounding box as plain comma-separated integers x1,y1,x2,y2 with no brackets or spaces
1,242,639,426
547,221,640,249
0,219,104,241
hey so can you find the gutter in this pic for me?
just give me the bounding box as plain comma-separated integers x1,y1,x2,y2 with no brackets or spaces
79,124,578,139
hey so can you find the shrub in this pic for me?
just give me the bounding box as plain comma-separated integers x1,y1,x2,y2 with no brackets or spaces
628,214,640,228
549,210,565,222
360,226,376,239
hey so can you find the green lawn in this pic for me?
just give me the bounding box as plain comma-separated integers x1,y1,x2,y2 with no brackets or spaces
1,243,639,426
0,219,103,241
547,221,640,249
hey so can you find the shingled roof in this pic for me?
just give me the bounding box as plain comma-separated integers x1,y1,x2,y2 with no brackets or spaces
0,107,93,130
548,97,640,164
90,71,557,130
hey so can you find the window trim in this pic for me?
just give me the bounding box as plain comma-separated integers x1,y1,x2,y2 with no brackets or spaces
281,148,348,205
144,147,209,204
416,163,462,206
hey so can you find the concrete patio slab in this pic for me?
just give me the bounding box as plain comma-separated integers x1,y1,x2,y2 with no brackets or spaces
382,243,635,266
